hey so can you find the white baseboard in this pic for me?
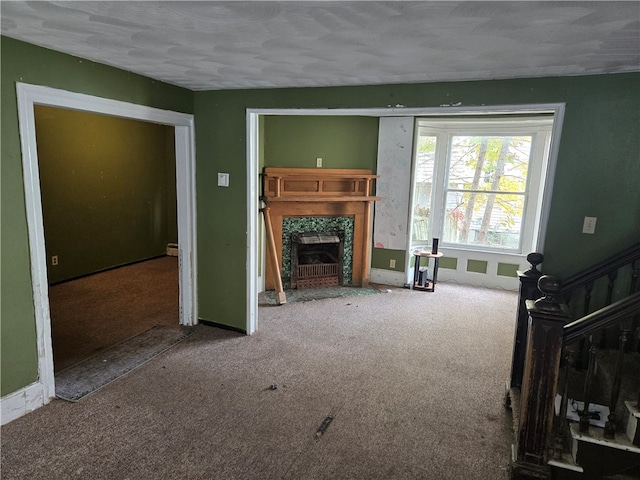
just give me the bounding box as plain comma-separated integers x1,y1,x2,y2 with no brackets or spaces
370,267,518,291
1,381,49,425
437,269,518,291
370,268,407,287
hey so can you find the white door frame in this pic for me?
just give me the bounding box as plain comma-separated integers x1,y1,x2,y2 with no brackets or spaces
245,104,564,334
4,83,197,423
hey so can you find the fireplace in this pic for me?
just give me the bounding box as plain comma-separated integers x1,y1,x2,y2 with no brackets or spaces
261,167,379,291
291,231,344,289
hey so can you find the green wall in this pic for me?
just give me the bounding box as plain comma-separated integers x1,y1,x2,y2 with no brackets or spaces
371,248,407,273
263,116,379,169
3,34,639,402
261,115,379,280
35,106,177,284
1,37,193,397
195,73,639,330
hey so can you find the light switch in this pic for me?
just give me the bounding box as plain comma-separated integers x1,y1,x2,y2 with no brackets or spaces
582,216,597,234
217,173,230,187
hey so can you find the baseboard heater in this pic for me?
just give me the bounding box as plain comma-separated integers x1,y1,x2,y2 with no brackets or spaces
166,243,179,257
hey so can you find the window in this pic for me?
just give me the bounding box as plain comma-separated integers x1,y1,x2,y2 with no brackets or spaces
409,116,553,255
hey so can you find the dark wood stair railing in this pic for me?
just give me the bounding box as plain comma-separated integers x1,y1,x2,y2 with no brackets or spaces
512,276,570,479
559,242,640,302
510,242,640,479
563,291,640,344
513,279,640,479
559,243,640,361
558,291,640,439
510,243,640,389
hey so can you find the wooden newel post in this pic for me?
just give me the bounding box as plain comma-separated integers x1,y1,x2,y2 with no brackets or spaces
513,275,570,480
510,253,544,389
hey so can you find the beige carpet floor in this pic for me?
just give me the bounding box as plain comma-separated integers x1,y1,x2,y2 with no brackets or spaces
2,282,518,480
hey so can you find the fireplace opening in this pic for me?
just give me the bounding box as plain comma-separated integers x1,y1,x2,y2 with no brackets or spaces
291,231,344,289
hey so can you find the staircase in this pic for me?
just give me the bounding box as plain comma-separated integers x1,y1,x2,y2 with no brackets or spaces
507,243,640,480
548,353,640,479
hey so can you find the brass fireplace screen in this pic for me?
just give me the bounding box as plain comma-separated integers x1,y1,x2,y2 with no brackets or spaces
290,231,344,289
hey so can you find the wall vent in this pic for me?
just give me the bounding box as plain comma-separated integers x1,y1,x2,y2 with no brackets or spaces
166,243,179,257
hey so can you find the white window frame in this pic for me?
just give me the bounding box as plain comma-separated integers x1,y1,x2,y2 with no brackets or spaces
410,116,554,256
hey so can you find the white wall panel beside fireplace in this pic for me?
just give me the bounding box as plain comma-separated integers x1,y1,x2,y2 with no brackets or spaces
373,117,414,251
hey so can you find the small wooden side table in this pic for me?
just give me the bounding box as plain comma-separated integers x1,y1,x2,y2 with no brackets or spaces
411,250,444,292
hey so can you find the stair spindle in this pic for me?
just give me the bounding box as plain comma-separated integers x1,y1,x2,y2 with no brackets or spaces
634,325,639,416
583,281,594,316
631,261,640,353
575,282,595,370
579,343,597,434
599,271,620,349
607,270,618,305
554,348,574,460
604,330,629,439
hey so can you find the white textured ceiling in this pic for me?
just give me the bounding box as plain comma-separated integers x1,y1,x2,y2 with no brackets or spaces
2,1,639,90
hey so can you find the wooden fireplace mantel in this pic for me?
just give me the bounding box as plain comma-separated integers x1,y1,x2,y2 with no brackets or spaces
262,167,380,202
262,167,379,289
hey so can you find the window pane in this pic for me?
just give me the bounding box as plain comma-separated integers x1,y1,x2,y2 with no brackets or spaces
443,191,525,249
448,136,532,193
410,135,436,250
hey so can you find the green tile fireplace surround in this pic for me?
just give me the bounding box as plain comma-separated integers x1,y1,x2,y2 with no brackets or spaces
282,216,355,289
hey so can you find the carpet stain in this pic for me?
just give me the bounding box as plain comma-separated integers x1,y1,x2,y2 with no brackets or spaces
315,415,334,438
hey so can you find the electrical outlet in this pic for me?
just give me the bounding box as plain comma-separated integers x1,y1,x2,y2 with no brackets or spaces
389,259,396,269
582,216,597,234
217,172,230,187
316,157,322,168
51,255,59,266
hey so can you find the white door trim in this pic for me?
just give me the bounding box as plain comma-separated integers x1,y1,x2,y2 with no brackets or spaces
245,103,564,333
3,83,197,424
246,113,259,334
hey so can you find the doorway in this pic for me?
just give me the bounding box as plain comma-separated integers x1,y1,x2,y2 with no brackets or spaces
17,83,197,405
246,104,565,334
34,105,180,371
